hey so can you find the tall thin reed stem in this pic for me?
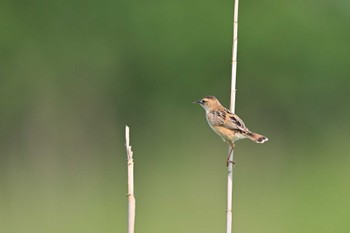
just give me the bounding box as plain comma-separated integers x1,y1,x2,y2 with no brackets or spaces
125,125,135,233
227,0,239,233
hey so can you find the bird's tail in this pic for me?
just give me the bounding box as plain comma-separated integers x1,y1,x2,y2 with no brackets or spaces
245,131,268,143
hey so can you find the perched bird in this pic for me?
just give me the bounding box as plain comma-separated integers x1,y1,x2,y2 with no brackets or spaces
194,96,268,164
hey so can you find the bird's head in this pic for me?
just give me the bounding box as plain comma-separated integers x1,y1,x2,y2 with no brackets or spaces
193,96,222,112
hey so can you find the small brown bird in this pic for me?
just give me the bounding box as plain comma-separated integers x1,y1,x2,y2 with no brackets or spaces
194,96,268,164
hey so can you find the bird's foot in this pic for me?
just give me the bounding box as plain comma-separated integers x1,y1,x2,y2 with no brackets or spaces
226,160,236,167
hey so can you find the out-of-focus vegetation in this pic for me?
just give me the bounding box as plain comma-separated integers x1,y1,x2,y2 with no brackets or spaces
1,0,350,232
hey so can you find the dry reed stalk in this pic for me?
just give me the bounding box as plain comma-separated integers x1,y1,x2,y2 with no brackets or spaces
227,0,239,233
125,126,135,233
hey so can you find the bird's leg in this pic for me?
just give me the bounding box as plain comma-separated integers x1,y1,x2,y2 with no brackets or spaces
226,142,235,166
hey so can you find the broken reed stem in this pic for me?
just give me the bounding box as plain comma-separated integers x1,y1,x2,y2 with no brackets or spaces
125,126,135,233
228,1,239,233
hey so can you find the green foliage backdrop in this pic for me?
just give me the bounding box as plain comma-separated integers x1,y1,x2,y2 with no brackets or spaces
1,0,350,232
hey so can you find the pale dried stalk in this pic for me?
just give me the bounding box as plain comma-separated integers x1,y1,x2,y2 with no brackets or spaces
227,0,239,233
125,126,135,233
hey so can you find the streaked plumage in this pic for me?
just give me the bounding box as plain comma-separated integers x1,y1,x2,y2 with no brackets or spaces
194,96,268,164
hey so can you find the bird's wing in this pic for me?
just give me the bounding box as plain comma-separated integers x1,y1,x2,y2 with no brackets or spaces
208,110,226,126
222,109,249,132
209,109,246,131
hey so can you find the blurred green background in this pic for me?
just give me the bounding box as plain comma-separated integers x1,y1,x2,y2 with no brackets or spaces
1,0,350,232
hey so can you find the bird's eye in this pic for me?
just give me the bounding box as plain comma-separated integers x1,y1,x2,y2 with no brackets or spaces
201,100,207,104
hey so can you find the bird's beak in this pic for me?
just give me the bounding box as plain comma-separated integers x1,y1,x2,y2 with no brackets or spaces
193,100,203,104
